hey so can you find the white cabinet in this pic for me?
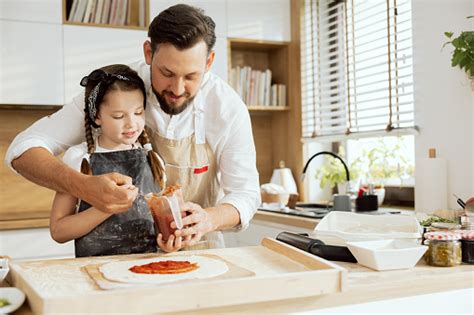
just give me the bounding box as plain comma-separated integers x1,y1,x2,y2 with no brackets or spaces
226,0,291,41
63,25,147,103
149,0,227,37
0,0,62,24
0,20,64,105
0,228,74,260
223,218,313,248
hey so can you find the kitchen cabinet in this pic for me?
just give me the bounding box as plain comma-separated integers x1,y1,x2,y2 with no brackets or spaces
226,0,291,41
0,228,74,260
63,25,147,103
149,0,227,38
0,21,64,105
0,0,62,24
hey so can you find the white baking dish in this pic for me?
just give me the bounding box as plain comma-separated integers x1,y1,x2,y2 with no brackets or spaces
346,239,428,271
313,211,422,246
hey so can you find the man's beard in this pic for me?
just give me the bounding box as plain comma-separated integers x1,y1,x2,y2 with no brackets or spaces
153,86,195,115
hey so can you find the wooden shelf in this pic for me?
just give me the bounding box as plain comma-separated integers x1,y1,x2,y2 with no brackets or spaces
62,0,149,30
247,106,290,112
228,38,293,184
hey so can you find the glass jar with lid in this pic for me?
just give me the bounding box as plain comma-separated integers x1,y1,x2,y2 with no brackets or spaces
424,232,462,267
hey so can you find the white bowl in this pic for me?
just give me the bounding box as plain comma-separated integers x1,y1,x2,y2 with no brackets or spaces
346,239,428,271
0,287,25,314
0,259,8,283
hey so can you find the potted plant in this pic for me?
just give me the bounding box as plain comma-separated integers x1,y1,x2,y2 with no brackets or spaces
443,16,474,89
358,138,414,205
316,138,414,205
315,146,361,195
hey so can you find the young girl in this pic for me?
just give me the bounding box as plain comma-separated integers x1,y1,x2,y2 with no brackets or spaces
49,64,168,257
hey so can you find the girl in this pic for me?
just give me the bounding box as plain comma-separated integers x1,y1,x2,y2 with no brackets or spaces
49,64,170,257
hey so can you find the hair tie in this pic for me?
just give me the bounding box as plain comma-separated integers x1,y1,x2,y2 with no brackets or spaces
143,143,153,152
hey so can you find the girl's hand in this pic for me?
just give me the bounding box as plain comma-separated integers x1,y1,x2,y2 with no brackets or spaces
157,233,185,253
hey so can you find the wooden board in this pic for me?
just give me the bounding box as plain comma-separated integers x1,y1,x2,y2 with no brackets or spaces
84,254,256,290
9,238,346,314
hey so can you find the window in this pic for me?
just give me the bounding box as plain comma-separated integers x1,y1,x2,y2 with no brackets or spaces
301,0,416,140
301,0,416,204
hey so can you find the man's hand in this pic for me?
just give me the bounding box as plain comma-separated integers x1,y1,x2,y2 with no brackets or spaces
78,172,138,214
172,202,215,247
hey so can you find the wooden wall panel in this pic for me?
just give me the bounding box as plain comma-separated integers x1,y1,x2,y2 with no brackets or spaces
0,107,59,222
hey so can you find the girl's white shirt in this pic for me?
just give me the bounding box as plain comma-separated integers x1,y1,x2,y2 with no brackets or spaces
5,61,260,230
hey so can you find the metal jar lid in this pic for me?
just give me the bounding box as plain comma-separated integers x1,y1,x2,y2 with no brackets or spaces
424,231,461,241
453,229,474,239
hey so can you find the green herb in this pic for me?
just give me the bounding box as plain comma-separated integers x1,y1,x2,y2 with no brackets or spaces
419,216,455,227
0,298,10,308
443,16,474,77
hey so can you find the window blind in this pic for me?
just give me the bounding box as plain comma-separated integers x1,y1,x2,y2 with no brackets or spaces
301,0,415,140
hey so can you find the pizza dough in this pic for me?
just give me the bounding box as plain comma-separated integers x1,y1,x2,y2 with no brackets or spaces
99,255,229,284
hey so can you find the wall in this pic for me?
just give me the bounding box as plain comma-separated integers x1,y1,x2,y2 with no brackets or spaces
412,0,474,209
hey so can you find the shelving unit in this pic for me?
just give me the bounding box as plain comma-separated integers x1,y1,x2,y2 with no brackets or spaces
62,0,149,30
228,37,301,185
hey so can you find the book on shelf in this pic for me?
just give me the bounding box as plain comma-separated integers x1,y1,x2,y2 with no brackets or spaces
72,0,88,22
101,0,112,24
94,0,104,24
230,66,285,107
138,0,146,27
67,0,146,27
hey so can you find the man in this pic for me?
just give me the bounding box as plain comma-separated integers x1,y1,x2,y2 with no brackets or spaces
5,4,260,250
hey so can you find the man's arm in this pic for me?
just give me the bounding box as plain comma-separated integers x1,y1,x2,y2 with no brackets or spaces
6,94,137,213
12,148,137,213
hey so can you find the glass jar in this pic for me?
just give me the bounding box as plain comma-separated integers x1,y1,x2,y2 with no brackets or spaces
144,185,184,241
424,232,462,267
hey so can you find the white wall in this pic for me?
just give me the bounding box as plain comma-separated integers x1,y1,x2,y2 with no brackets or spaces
412,0,474,210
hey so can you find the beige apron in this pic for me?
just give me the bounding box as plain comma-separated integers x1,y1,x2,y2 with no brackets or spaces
147,99,225,249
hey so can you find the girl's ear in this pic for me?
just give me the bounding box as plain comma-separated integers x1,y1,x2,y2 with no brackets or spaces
94,115,102,127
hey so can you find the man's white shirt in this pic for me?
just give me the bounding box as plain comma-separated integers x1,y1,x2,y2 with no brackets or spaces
5,60,260,230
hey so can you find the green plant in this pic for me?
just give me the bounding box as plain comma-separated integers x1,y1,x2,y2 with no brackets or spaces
315,147,361,190
359,138,414,186
443,16,474,76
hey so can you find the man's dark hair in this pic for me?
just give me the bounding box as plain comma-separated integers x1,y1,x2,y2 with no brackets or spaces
148,4,216,55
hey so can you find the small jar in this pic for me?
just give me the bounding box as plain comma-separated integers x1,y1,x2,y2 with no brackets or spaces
456,230,474,264
424,232,462,267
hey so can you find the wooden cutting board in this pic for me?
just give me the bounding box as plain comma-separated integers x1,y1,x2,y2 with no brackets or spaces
9,238,346,314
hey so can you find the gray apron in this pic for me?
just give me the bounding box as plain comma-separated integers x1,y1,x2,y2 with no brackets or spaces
75,149,159,257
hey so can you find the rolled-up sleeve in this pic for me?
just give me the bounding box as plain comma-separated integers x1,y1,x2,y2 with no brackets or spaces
217,107,261,231
5,93,86,173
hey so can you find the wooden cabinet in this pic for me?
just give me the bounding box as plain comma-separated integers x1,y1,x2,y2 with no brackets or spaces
228,38,301,186
62,0,149,30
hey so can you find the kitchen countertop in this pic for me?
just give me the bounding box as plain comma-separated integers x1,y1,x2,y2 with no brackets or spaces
7,247,473,314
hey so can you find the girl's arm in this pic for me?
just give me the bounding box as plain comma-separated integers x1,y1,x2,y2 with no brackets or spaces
50,192,113,243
